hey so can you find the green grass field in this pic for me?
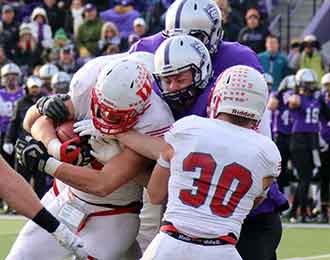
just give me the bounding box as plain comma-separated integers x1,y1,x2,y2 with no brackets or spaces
0,218,330,260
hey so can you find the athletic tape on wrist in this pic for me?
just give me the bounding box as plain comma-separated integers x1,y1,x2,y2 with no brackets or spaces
157,153,170,168
44,157,62,177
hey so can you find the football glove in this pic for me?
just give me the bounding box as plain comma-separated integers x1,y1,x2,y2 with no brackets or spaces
36,94,70,122
52,223,88,260
60,137,94,166
16,138,50,173
74,119,101,138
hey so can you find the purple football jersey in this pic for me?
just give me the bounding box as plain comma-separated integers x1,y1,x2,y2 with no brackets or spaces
130,32,287,215
272,90,293,135
320,93,330,143
290,92,321,133
0,88,24,133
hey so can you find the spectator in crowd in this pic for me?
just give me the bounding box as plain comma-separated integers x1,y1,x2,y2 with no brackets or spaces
319,73,330,223
133,17,147,37
4,75,47,198
76,3,103,57
238,7,269,53
0,5,19,60
50,71,71,94
38,63,59,94
288,38,301,72
13,24,43,77
41,0,66,34
29,7,53,49
299,35,329,84
100,0,140,46
55,45,80,76
97,21,121,55
47,28,71,63
215,0,243,42
64,0,84,38
258,34,289,90
0,63,24,166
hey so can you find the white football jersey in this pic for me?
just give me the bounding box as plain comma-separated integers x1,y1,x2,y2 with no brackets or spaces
163,115,281,239
68,55,175,205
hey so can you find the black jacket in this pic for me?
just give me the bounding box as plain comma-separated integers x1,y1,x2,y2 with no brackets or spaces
5,93,45,144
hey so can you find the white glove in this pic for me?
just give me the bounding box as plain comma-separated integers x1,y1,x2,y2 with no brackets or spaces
89,136,122,165
3,143,14,155
52,223,88,260
73,119,101,138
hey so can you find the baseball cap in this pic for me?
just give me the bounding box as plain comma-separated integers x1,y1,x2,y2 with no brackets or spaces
134,17,146,27
84,3,96,12
2,5,14,14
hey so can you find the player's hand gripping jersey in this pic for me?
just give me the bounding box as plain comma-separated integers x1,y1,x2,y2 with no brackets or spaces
68,53,174,204
163,116,281,239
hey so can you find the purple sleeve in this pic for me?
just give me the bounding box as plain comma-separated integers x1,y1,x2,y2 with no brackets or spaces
240,46,264,73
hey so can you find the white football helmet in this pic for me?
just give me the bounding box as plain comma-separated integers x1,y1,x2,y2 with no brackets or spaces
295,68,318,90
1,63,21,77
209,65,268,121
128,51,155,74
51,71,71,94
154,35,212,109
321,73,330,92
91,58,153,135
26,75,43,88
278,75,296,92
1,63,21,87
39,63,59,80
164,0,223,55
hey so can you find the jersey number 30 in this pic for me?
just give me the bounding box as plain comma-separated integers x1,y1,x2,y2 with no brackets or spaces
179,152,252,218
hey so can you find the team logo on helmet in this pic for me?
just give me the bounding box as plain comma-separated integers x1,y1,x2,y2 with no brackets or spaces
203,3,220,25
190,41,207,68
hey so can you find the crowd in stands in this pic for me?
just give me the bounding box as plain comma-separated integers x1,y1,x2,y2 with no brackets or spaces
0,0,329,223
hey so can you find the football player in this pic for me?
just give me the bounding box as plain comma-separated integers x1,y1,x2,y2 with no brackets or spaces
8,55,174,260
127,1,288,258
288,69,330,223
141,65,281,260
0,155,87,259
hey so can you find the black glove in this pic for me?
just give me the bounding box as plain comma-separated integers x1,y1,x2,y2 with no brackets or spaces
36,94,70,122
16,138,50,173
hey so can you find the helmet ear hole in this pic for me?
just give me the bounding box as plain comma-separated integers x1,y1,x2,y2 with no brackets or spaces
180,40,184,46
194,3,198,10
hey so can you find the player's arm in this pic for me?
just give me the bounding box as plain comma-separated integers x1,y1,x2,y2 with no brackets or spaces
0,156,90,258
17,137,151,197
116,130,166,160
54,148,151,197
147,143,174,204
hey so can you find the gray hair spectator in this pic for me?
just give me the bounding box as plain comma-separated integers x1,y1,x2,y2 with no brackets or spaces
238,7,269,53
55,45,80,76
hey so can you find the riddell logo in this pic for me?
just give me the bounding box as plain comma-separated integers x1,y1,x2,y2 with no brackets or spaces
232,109,255,118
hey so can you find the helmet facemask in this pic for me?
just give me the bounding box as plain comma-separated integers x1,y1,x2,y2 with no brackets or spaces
2,74,19,90
154,64,206,114
91,88,143,135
